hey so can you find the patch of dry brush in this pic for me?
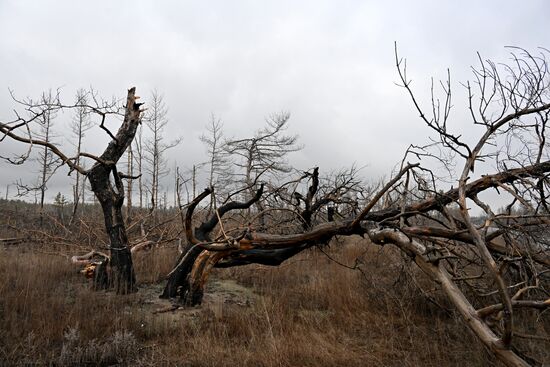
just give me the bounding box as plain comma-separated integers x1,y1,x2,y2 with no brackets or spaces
0,239,506,366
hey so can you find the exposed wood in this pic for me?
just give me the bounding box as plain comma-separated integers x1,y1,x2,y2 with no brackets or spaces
70,250,109,265
130,240,156,253
401,226,550,266
162,185,265,303
369,229,531,367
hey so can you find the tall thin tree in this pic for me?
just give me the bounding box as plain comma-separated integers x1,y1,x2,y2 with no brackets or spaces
69,89,93,225
143,90,180,212
35,90,60,226
226,112,302,224
200,114,232,213
133,124,144,209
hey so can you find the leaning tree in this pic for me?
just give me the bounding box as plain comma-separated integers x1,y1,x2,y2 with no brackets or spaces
0,87,144,293
163,47,550,367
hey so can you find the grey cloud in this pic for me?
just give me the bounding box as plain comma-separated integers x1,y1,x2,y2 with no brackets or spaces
0,0,548,201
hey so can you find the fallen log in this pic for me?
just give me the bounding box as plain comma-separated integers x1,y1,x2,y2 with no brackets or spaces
70,250,110,290
0,237,26,245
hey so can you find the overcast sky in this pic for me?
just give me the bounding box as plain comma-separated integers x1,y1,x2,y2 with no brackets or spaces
0,0,548,203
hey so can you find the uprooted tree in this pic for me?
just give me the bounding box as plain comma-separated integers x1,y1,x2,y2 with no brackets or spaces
161,47,550,367
0,87,144,293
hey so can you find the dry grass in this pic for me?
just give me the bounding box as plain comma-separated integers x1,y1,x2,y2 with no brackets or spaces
0,236,503,366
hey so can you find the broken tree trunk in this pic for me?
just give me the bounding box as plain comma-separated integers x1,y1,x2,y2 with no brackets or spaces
160,185,264,303
87,87,143,294
71,251,110,290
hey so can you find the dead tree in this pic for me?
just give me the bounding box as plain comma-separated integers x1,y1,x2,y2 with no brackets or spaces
160,183,265,302
225,112,302,227
133,123,144,209
69,88,93,225
162,48,550,367
143,90,180,212
199,114,233,214
36,91,59,226
126,143,134,221
12,90,61,225
282,165,364,230
161,165,364,305
0,87,144,294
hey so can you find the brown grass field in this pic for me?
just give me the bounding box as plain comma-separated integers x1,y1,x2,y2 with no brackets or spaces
0,233,503,366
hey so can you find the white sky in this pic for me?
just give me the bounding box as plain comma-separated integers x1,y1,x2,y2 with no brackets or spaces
0,0,548,203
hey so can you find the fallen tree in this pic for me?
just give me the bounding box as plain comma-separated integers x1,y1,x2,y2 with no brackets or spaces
162,47,550,367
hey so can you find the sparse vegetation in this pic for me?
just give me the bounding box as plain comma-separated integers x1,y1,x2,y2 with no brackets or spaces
0,212,505,366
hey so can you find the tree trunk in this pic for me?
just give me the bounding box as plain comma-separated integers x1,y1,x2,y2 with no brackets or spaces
86,87,142,294
161,185,264,304
160,245,202,300
39,109,51,227
126,144,133,222
89,163,137,294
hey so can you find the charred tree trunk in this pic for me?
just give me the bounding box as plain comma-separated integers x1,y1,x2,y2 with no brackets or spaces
163,168,333,305
327,206,335,222
160,244,203,300
161,185,264,304
160,188,212,300
293,167,319,230
92,260,110,290
86,87,143,294
126,144,133,222
186,250,229,306
89,166,136,293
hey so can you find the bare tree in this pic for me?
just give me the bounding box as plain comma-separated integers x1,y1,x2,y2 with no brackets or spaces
10,90,61,225
0,87,144,294
143,90,180,211
199,114,232,213
161,48,550,367
126,143,134,221
133,123,144,209
226,112,301,188
69,88,93,225
225,112,302,225
36,91,60,226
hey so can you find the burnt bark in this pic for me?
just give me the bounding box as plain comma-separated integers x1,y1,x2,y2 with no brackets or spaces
163,160,550,308
86,87,143,294
89,167,136,294
160,244,203,300
293,167,319,230
159,188,213,299
161,185,264,303
215,245,309,267
92,260,110,290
